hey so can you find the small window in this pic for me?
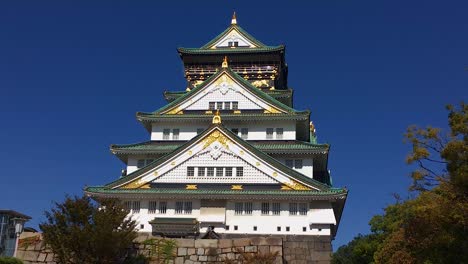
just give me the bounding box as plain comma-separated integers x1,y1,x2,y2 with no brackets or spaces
216,102,223,110
132,201,140,214
276,128,283,139
197,128,204,134
172,129,180,140
140,224,144,229
234,225,238,231
207,167,215,177
299,203,308,215
266,128,274,139
295,159,303,169
228,41,233,47
234,202,243,215
233,41,239,47
232,102,238,110
184,201,192,214
277,226,281,232
225,225,230,230
261,202,270,215
224,102,231,110
253,226,257,231
209,102,215,110
175,201,184,214
289,203,298,215
187,167,195,177
198,167,205,177
163,129,170,140
137,159,145,168
231,128,239,135
225,167,233,177
236,167,243,177
159,201,167,214
272,202,281,215
216,167,223,177
244,202,253,215
148,201,157,214
303,227,307,232
286,226,290,232
124,201,132,211
241,128,248,139
285,159,293,168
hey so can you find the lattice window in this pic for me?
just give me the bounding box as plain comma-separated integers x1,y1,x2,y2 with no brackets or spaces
225,167,232,177
261,202,270,215
132,201,140,214
266,128,274,139
216,102,223,110
295,159,303,169
207,167,215,177
137,159,145,168
289,203,298,215
124,201,132,211
234,202,243,215
236,167,243,177
216,167,224,177
175,201,184,214
187,167,195,177
232,102,238,110
159,201,167,214
285,159,293,168
198,167,205,177
272,202,281,215
276,128,283,139
172,129,180,140
299,203,308,215
148,201,157,214
184,201,193,214
197,128,204,134
244,202,253,215
209,102,215,110
163,129,170,140
241,128,248,139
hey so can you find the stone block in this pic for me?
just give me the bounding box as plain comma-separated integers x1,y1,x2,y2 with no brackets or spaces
221,247,232,253
178,247,187,256
34,240,45,250
207,256,217,261
225,252,235,260
46,253,55,262
197,248,204,255
190,254,198,261
312,251,331,261
244,246,257,253
250,237,269,246
177,238,195,248
218,239,232,248
198,255,208,261
37,253,47,262
23,250,39,261
315,241,332,251
258,245,270,254
184,260,194,264
266,237,283,246
270,245,282,255
187,248,196,255
175,257,185,264
16,250,26,259
232,237,251,247
194,239,217,248
205,247,218,256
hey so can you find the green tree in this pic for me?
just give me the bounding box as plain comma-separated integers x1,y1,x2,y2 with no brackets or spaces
40,195,137,264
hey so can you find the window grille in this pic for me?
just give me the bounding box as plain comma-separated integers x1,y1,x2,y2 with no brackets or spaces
124,201,132,211
266,128,274,139
232,102,238,110
184,201,192,214
234,202,243,215
175,201,184,214
241,128,248,139
216,167,223,177
216,102,223,110
289,203,298,215
163,129,170,140
295,159,303,169
137,159,145,168
272,202,281,215
276,128,283,139
172,129,180,140
132,201,140,213
159,201,167,214
261,202,270,215
197,128,204,134
207,167,215,177
231,128,239,135
236,167,243,177
187,167,195,177
198,167,205,177
299,203,308,215
225,167,233,177
244,202,253,215
148,201,157,214
285,159,293,168
224,102,231,110
209,102,215,110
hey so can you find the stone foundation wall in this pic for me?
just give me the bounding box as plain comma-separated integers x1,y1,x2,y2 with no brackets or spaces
16,233,331,264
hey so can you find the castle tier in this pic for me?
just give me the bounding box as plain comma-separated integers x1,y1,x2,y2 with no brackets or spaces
85,14,347,240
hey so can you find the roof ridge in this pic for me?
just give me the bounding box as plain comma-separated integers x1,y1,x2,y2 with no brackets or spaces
199,24,267,49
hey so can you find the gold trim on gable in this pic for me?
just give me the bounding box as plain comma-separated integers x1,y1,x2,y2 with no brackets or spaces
202,130,231,149
186,185,198,190
231,185,243,190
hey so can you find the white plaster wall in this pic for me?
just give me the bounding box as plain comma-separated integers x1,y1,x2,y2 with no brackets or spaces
184,88,262,111
275,157,313,178
128,200,335,236
212,30,254,48
151,120,296,141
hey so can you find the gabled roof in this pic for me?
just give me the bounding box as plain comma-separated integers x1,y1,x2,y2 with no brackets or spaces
201,23,267,49
141,67,299,116
93,122,331,192
163,89,293,103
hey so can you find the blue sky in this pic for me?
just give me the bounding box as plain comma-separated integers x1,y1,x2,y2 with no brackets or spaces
0,1,466,249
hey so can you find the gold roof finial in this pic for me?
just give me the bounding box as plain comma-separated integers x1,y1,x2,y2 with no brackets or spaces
222,56,228,68
212,109,222,124
231,11,237,25
310,121,316,133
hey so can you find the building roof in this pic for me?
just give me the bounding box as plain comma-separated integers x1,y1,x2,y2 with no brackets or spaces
0,210,31,220
163,89,293,103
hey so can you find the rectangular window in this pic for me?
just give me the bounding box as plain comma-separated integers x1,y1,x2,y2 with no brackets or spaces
132,201,140,214
231,128,239,135
277,226,281,231
233,41,239,47
289,203,298,215
216,102,223,110
187,167,195,177
232,102,238,110
228,41,233,47
175,201,184,214
197,128,204,134
241,128,248,139
244,202,253,215
207,167,215,177
224,102,231,110
276,128,283,139
172,129,180,140
285,159,293,168
184,201,192,214
234,202,243,215
159,201,167,214
163,129,170,140
198,167,205,177
225,167,233,177
253,226,257,231
286,226,290,232
137,159,145,168
225,225,230,230
299,203,308,215
216,167,223,177
272,202,281,215
124,201,132,211
261,202,270,215
266,128,274,139
148,201,157,214
236,167,243,177
209,102,215,110
295,159,303,169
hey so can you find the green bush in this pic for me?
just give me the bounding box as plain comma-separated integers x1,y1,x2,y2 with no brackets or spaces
0,257,24,264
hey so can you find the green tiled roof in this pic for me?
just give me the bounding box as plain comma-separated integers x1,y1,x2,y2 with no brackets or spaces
137,112,309,123
177,46,284,55
164,89,292,102
85,186,347,197
101,124,331,191
201,24,267,49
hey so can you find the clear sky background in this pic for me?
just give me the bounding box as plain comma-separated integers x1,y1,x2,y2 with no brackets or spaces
0,0,466,249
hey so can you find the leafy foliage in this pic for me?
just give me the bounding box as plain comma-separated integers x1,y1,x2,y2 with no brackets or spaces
142,238,177,264
40,195,137,264
0,257,24,264
333,103,468,264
